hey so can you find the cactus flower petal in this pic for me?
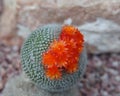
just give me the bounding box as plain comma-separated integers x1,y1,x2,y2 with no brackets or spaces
46,66,61,80
42,51,56,67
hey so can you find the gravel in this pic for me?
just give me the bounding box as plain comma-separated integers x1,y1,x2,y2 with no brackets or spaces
0,40,120,96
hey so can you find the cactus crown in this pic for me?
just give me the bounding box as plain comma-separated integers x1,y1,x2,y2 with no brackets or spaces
21,24,87,92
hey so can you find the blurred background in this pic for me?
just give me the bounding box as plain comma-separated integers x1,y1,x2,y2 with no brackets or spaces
0,0,120,96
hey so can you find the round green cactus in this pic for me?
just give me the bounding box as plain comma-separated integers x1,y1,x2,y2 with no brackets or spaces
21,24,87,92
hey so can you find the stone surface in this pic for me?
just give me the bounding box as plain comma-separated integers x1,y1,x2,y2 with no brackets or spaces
0,0,3,15
0,0,17,38
2,73,79,96
17,0,120,30
79,18,120,54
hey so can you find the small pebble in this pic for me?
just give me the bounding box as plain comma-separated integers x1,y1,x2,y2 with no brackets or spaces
0,81,3,91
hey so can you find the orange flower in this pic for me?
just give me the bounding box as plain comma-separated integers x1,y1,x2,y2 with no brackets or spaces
42,25,84,80
75,29,84,42
50,40,67,55
60,25,84,54
60,25,84,42
50,40,68,67
42,51,56,67
61,25,77,36
66,57,79,73
66,63,78,73
46,66,61,80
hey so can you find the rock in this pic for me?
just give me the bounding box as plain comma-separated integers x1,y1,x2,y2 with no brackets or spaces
2,73,79,96
0,0,3,15
115,76,120,82
105,68,119,75
0,0,17,38
0,68,7,78
17,0,120,29
78,18,120,54
101,90,110,96
0,81,3,91
17,25,31,39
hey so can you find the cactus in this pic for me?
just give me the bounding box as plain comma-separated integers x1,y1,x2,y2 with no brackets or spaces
21,24,87,95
